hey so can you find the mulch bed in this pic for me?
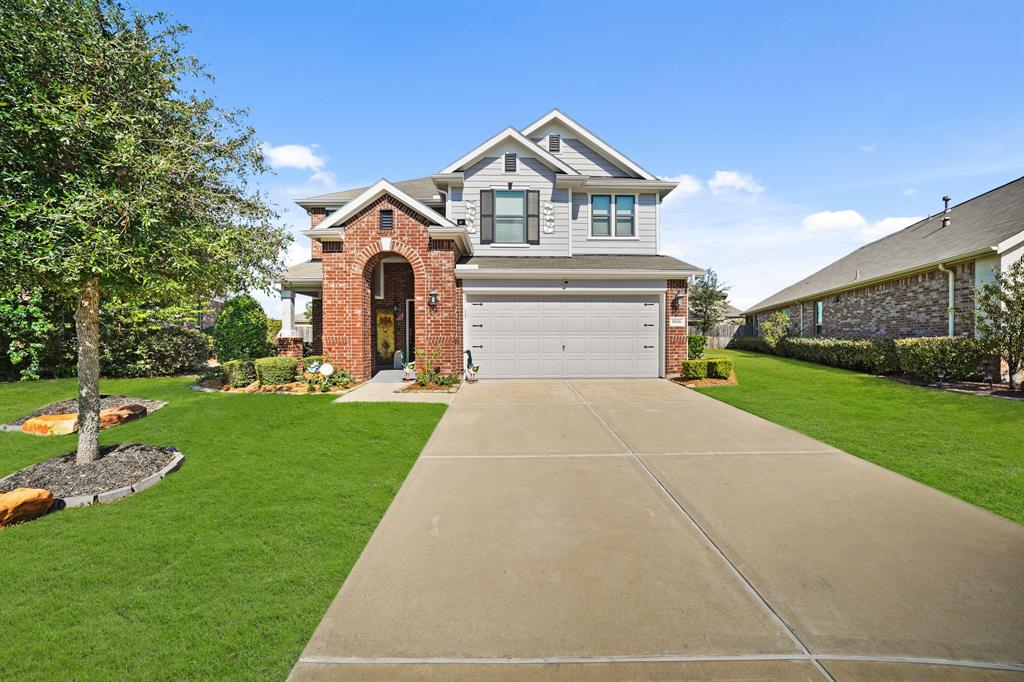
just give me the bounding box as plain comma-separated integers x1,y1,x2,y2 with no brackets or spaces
0,444,177,498
3,395,166,430
885,375,1023,400
401,381,461,393
671,374,737,388
197,378,358,394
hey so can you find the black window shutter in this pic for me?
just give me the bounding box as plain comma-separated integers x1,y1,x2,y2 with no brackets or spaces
480,190,494,244
526,190,540,245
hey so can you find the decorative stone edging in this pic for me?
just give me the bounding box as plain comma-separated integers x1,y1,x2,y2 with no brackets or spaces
49,448,185,510
0,399,168,433
189,383,359,397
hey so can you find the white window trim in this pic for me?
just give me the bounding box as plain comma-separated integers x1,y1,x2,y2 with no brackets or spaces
588,193,638,239
492,187,527,245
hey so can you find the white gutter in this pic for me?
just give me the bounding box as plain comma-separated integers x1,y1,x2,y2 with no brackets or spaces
937,262,955,336
455,268,702,280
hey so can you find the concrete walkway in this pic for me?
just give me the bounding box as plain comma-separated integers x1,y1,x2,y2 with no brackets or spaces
333,369,458,404
292,379,1024,681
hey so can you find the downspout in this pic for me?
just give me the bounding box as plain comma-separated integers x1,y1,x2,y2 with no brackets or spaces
937,263,954,336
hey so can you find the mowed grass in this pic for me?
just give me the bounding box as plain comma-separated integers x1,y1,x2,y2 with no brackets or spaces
0,376,445,680
694,350,1024,523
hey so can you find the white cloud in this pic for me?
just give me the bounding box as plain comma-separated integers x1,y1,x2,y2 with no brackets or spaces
802,209,921,241
903,188,916,197
860,216,921,239
708,170,764,196
262,143,336,186
660,173,703,205
861,143,878,153
802,209,868,232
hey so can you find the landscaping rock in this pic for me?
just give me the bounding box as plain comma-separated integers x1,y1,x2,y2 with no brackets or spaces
0,488,54,527
99,404,147,428
21,413,78,436
5,395,166,431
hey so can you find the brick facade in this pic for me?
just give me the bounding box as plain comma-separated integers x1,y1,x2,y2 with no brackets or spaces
276,336,303,361
750,261,977,339
318,196,461,381
309,208,327,259
666,279,689,373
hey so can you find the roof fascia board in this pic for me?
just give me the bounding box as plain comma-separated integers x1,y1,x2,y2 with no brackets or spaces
996,228,1024,254
521,109,657,180
745,247,997,314
440,127,579,175
456,268,701,280
316,179,455,230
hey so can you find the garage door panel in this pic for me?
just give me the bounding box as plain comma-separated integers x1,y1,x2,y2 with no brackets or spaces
466,295,660,378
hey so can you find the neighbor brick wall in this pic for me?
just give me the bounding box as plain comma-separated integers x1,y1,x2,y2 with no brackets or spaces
666,279,689,373
319,195,462,380
752,261,977,339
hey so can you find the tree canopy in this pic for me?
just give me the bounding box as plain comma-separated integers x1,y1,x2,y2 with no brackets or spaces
976,257,1024,390
689,268,732,335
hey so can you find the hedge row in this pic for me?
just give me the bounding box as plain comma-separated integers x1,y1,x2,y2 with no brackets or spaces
680,357,733,380
255,357,298,385
728,335,989,381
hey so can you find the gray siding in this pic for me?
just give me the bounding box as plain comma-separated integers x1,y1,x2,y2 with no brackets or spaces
457,155,570,257
529,131,633,177
572,193,658,255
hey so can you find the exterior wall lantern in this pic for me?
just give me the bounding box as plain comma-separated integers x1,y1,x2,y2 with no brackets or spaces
428,290,439,307
672,291,684,309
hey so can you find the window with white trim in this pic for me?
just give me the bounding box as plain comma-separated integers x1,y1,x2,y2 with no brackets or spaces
590,194,636,238
494,190,526,243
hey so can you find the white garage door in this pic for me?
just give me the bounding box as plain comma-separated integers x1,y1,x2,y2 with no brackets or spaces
465,295,661,378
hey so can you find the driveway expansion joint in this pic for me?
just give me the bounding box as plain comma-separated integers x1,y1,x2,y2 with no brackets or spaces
565,380,837,682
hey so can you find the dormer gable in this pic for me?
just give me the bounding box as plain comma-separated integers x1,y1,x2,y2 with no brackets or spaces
440,127,578,176
521,109,656,180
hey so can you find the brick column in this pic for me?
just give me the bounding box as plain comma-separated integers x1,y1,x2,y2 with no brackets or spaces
276,336,303,363
666,279,689,375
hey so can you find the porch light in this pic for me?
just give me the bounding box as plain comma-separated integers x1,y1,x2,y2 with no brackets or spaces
428,290,439,307
672,291,684,309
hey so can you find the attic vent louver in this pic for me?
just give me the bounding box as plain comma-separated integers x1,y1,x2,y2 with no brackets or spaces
504,153,517,173
549,134,560,153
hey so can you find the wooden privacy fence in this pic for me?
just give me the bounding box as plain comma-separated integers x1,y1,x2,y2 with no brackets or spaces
691,322,749,349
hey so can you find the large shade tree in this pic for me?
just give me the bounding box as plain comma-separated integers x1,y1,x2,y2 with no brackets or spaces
0,0,291,463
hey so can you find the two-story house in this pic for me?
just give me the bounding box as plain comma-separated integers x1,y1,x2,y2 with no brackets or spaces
276,110,702,380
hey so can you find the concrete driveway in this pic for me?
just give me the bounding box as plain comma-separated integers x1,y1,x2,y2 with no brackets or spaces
290,379,1024,681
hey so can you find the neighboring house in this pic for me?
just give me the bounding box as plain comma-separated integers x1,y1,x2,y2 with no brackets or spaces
745,177,1024,340
277,110,702,380
184,299,223,331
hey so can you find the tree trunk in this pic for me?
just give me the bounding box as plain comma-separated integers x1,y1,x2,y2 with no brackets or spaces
75,276,101,464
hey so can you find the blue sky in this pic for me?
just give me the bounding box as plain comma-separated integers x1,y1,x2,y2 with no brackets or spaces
140,0,1023,311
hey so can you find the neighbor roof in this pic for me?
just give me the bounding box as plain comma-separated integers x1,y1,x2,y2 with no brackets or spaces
296,177,440,208
746,177,1024,314
457,254,702,276
278,260,321,284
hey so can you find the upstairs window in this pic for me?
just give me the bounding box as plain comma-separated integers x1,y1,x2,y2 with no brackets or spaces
504,152,517,173
494,190,526,243
379,209,393,231
615,195,635,237
590,195,636,238
548,134,561,153
591,195,611,236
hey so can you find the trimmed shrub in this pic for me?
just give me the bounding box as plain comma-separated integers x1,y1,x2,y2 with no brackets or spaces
894,337,988,382
728,337,773,353
774,337,899,375
101,325,211,377
300,355,325,372
213,295,272,362
706,357,733,379
255,356,298,385
688,335,707,360
222,359,257,388
759,311,790,348
681,359,708,380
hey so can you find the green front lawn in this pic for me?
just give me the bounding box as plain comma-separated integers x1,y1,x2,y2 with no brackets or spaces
0,377,445,680
695,350,1024,524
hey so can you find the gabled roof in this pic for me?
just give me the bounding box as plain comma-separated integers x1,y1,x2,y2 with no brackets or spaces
439,127,579,175
746,177,1024,314
296,177,440,208
315,179,455,230
521,109,657,180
